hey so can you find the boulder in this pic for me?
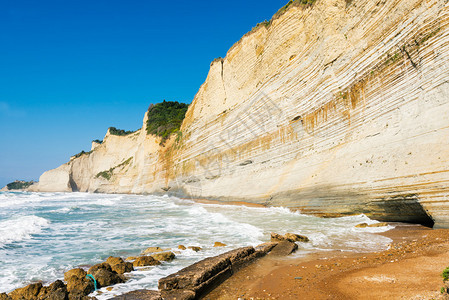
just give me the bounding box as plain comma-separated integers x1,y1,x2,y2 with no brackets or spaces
270,232,285,242
151,252,175,262
284,233,309,242
106,257,134,274
66,276,94,296
268,240,298,256
87,262,112,275
132,256,161,267
213,242,227,247
87,264,124,288
355,223,369,228
0,293,11,300
125,256,138,261
187,246,201,252
270,232,309,243
37,280,67,300
64,269,87,283
67,292,97,300
142,247,164,255
8,283,42,300
178,245,186,250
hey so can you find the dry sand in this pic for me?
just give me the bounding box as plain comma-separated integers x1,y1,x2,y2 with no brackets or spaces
205,224,449,300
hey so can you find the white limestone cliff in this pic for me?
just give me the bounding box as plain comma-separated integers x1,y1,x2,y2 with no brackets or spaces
29,0,449,227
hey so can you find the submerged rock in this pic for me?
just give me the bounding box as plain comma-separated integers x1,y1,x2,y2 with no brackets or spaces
132,256,161,267
355,223,369,228
8,283,42,300
369,222,389,227
151,252,175,262
178,245,187,250
187,246,201,252
214,242,227,247
142,247,164,255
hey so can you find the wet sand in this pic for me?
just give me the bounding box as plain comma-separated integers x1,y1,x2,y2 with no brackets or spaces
205,224,449,300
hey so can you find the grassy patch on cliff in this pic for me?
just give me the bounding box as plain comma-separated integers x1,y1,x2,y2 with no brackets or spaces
95,157,133,181
146,100,189,143
6,180,35,190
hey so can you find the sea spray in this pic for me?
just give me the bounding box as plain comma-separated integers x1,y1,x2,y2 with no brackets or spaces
0,191,393,298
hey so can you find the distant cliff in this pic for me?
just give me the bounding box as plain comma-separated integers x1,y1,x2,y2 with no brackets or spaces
29,0,449,228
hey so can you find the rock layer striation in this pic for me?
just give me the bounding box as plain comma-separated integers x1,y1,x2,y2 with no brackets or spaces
29,0,449,227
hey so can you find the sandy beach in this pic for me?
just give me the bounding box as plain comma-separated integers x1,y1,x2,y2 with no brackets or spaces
206,224,449,300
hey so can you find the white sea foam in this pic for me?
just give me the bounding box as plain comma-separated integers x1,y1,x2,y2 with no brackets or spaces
0,192,395,297
0,215,50,247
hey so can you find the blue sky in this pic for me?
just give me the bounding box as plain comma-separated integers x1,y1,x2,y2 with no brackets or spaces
0,0,288,187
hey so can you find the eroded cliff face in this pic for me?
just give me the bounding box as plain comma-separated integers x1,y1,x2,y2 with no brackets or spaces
31,0,449,227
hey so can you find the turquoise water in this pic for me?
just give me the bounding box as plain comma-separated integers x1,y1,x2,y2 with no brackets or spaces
0,191,393,298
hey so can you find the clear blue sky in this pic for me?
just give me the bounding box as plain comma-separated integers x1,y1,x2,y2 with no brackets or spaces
0,0,288,187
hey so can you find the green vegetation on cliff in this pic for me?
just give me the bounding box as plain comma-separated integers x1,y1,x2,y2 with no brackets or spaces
108,127,136,136
72,150,92,159
146,100,189,142
6,180,34,190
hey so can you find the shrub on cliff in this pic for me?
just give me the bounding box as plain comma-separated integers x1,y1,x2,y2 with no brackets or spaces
146,100,189,143
6,180,34,190
108,127,136,136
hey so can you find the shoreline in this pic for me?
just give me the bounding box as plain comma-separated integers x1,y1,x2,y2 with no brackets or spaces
205,224,449,299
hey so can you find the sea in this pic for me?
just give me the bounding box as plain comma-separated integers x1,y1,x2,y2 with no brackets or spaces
0,191,394,298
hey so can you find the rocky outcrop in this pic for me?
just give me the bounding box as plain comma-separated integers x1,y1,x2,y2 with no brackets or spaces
157,245,275,299
29,0,449,228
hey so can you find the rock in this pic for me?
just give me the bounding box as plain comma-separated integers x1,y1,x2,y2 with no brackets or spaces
109,290,162,300
67,292,97,300
89,268,124,288
87,262,112,275
151,252,175,262
37,280,67,300
159,247,258,298
8,283,42,300
187,246,201,252
132,256,161,267
0,293,11,300
160,290,195,300
284,233,309,242
254,242,278,255
270,232,285,242
64,269,87,283
66,276,94,295
178,245,186,250
106,257,134,274
270,232,309,243
125,256,138,261
355,223,369,228
213,242,227,247
142,247,164,255
268,240,298,256
368,222,389,227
